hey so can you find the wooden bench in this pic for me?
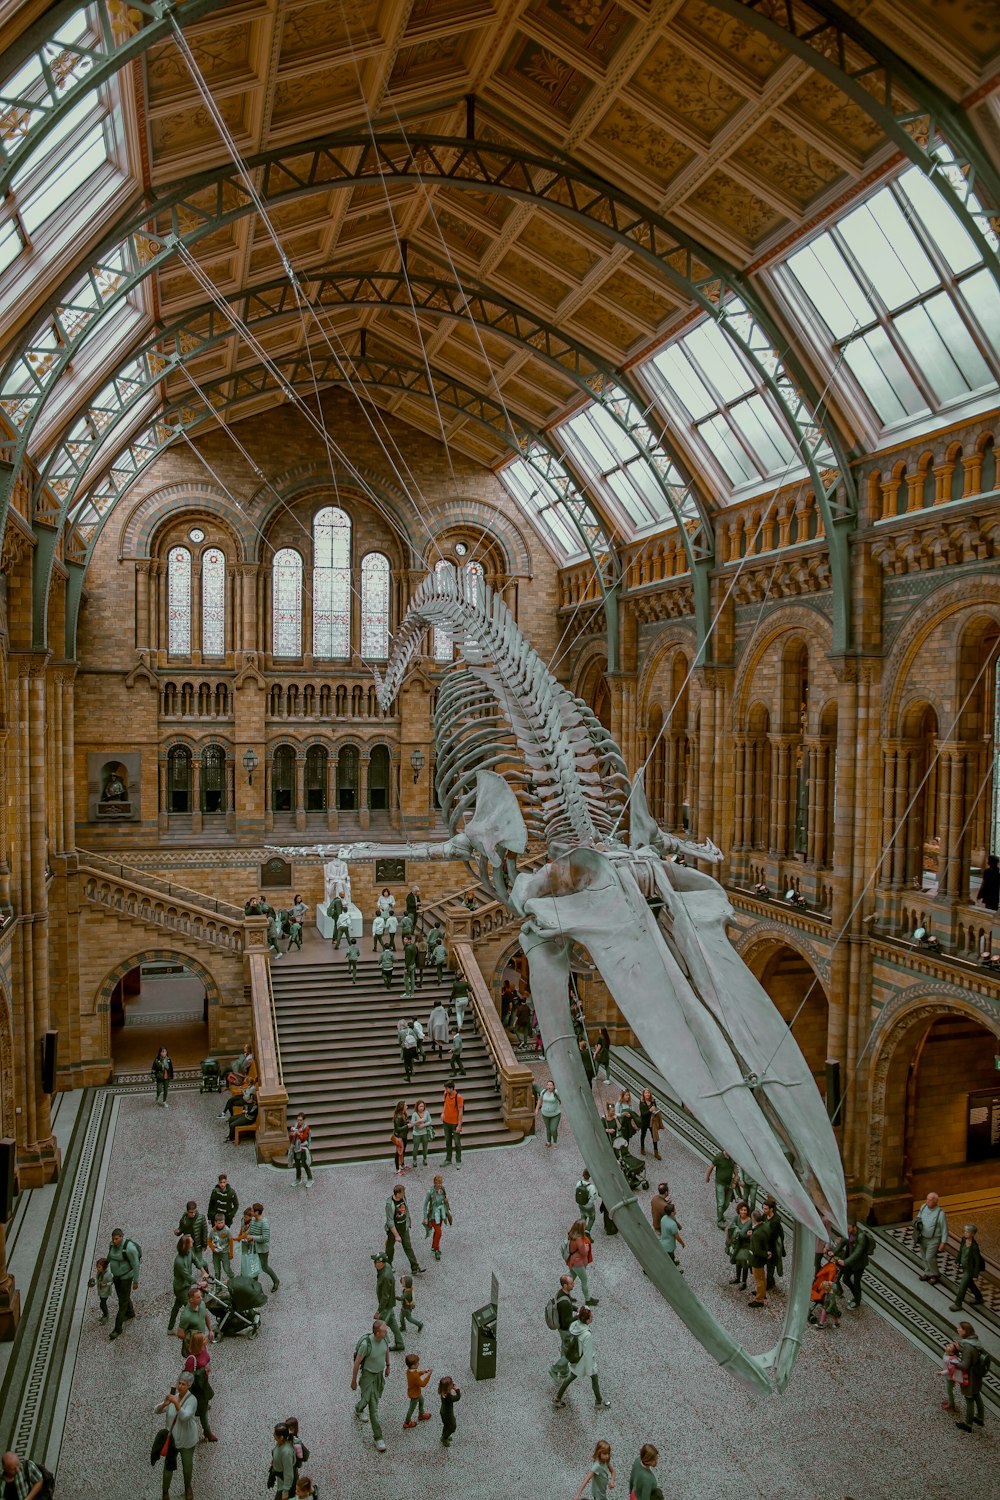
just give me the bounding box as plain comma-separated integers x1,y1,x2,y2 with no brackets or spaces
233,1116,259,1145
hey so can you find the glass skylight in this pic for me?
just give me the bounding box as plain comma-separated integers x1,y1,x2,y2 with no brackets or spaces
499,457,580,559
559,391,680,534
783,165,1000,427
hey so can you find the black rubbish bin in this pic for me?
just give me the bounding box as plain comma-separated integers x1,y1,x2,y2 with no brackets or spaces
470,1303,497,1379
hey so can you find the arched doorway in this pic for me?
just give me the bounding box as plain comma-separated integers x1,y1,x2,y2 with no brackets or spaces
338,745,359,810
368,744,390,811
747,941,829,1096
167,745,191,813
872,1003,1000,1215
108,958,210,1075
272,744,295,812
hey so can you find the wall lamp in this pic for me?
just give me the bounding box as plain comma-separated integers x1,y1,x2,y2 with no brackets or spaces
242,747,259,785
410,748,425,783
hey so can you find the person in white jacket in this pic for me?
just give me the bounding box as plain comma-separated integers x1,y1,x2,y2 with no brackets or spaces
552,1305,610,1410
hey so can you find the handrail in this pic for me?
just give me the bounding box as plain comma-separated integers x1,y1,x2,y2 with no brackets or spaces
77,848,244,920
416,852,546,937
245,916,288,1163
451,937,534,1136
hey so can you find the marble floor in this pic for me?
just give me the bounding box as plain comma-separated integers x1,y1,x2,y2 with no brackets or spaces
54,1076,993,1500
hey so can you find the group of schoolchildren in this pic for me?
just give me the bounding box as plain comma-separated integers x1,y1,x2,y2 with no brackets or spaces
245,893,309,959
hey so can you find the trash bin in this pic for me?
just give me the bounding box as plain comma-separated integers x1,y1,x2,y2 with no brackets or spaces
470,1303,497,1379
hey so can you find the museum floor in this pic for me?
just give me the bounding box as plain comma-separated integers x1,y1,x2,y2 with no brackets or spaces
4,1070,992,1500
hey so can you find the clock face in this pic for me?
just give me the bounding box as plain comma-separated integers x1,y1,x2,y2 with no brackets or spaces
189,527,205,542
454,541,468,556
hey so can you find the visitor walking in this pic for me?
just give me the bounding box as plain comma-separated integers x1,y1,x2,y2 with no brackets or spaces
288,1113,314,1187
638,1088,662,1159
834,1218,873,1308
548,1272,579,1382
536,1079,562,1145
976,853,999,910
385,1182,425,1272
565,1218,598,1305
513,995,533,1050
658,1200,684,1269
334,907,351,950
414,931,427,989
763,1198,785,1292
174,1201,209,1257
249,1203,280,1291
385,911,398,950
392,1100,410,1172
650,1182,672,1236
208,1213,233,1282
151,1046,174,1108
614,1089,639,1144
441,1081,464,1167
438,1376,461,1447
155,1371,199,1498
399,1273,423,1334
578,1035,596,1088
346,936,360,981
372,911,386,953
270,1422,296,1499
181,1330,216,1442
449,1029,466,1077
432,939,448,984
0,1453,47,1500
403,1352,432,1427
351,1318,392,1452
373,1250,404,1351
726,1201,753,1288
575,1170,597,1233
593,1026,611,1083
629,1444,664,1500
107,1227,140,1341
552,1305,610,1410
706,1150,736,1228
452,977,469,1031
954,1320,988,1433
90,1255,114,1321
167,1234,206,1332
573,1440,615,1500
747,1210,770,1307
428,1001,449,1057
914,1192,948,1284
422,1174,453,1260
403,936,417,997
409,1100,433,1168
378,887,396,919
380,945,396,990
949,1224,986,1311
207,1172,239,1228
401,1024,419,1081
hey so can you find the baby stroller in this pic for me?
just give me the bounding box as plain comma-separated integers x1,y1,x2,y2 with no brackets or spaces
613,1136,649,1192
203,1274,266,1338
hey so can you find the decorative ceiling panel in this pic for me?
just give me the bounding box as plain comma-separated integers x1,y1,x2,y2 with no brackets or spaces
495,32,596,122
729,117,844,212
628,32,747,140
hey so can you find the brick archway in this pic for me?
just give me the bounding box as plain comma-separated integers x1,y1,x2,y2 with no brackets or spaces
736,929,831,1097
95,949,224,1059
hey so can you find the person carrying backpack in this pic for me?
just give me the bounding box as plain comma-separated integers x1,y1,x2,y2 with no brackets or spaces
954,1319,990,1433
546,1273,579,1383
107,1227,141,1340
574,1171,597,1234
351,1319,392,1452
552,1305,610,1410
401,1027,419,1081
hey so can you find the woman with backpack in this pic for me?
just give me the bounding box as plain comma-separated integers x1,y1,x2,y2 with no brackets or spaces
536,1079,562,1146
565,1218,598,1306
955,1320,989,1433
552,1305,610,1410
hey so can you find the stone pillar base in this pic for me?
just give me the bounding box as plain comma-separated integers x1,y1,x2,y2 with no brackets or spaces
16,1136,61,1188
0,1272,21,1341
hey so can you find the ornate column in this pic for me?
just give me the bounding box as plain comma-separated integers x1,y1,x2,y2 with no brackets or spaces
190,561,203,663
294,751,306,832
359,750,371,831
805,736,820,865
240,564,258,655
264,757,273,834
903,746,923,887
935,746,952,896
325,752,338,833
732,736,747,850
944,747,969,900
158,757,168,833
890,745,910,888
135,561,151,651
191,753,203,836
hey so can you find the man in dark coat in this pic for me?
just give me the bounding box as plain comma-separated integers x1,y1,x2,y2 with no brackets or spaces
950,1224,986,1311
763,1197,785,1291
207,1172,239,1228
834,1217,874,1308
548,1273,579,1382
747,1211,770,1307
373,1251,405,1350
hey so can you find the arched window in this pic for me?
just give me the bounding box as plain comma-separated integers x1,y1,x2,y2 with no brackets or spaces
201,548,226,657
313,506,351,658
272,745,295,812
202,745,226,814
305,746,328,811
167,745,191,813
167,546,191,655
463,559,484,605
432,559,455,662
272,549,303,658
361,551,390,659
369,744,390,810
338,745,359,810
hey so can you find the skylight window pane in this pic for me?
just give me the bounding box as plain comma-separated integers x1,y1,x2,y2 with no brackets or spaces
20,122,106,235
787,237,873,338
730,395,796,474
894,295,991,401
607,470,650,527
684,321,751,402
627,458,671,519
0,219,23,276
838,191,937,308
898,169,979,275
843,332,925,425
961,269,1000,359
699,415,757,485
652,344,715,418
587,403,634,464
565,410,617,472
499,460,577,556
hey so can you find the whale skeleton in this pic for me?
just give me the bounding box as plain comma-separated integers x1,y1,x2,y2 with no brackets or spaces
276,567,847,1392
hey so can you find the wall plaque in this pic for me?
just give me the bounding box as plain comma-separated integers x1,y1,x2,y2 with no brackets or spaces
375,858,406,883
260,857,292,889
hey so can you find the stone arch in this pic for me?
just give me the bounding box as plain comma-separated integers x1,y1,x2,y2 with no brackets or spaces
248,462,416,565
94,949,225,1060
733,603,833,725
118,481,255,562
865,987,1000,1213
421,502,531,578
881,573,1000,737
636,628,699,727
735,927,831,1096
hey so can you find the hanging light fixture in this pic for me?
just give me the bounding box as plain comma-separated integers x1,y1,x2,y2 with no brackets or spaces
410,748,425,783
243,747,259,785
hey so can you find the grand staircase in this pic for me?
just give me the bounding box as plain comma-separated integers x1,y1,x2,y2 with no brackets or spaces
270,948,519,1165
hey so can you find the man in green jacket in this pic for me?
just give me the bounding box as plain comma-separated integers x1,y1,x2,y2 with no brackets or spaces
833,1218,874,1308
629,1444,664,1500
384,1183,425,1273
373,1252,405,1350
107,1227,140,1340
380,946,395,990
174,1200,209,1256
351,1318,392,1452
403,935,417,997
167,1233,206,1331
950,1224,986,1311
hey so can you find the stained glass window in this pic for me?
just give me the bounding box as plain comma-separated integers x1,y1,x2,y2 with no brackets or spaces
463,560,484,605
433,559,455,662
360,551,390,659
167,546,191,655
201,547,226,657
313,506,351,658
272,548,302,658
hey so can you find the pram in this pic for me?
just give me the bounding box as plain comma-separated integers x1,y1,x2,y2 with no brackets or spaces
203,1273,266,1337
199,1057,223,1094
613,1136,649,1192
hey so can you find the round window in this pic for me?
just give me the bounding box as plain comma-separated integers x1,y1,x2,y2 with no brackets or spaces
454,541,468,556
189,527,205,542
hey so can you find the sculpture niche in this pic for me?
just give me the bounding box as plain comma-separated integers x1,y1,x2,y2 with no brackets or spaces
282,568,848,1393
